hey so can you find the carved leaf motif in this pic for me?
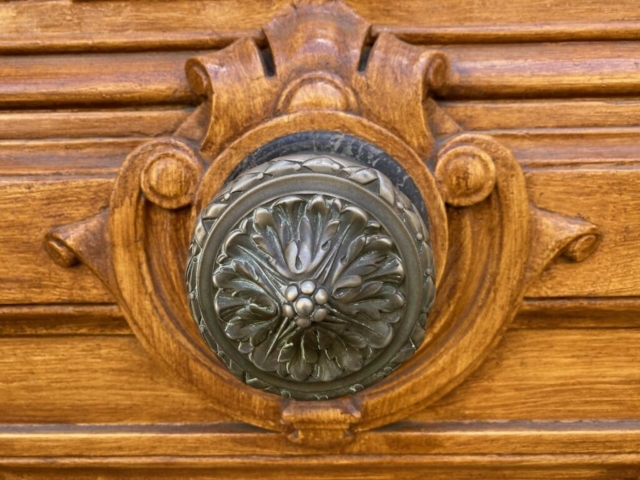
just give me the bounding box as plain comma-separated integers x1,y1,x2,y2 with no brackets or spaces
212,194,407,382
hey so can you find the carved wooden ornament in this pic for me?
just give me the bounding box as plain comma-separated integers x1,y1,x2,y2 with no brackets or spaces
45,1,600,448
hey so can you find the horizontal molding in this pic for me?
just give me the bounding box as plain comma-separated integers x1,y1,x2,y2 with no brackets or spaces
2,298,640,337
0,52,203,108
2,1,640,54
1,100,639,142
0,139,142,176
381,22,640,44
486,128,640,168
515,297,640,329
442,99,640,131
2,23,640,54
2,119,640,175
1,44,640,108
0,304,129,336
0,455,639,479
441,42,640,99
0,32,260,55
0,108,191,141
1,421,640,457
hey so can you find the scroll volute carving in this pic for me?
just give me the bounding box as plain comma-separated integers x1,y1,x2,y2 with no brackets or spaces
45,1,601,448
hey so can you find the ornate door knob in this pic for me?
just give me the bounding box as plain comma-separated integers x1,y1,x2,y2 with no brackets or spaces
186,150,435,399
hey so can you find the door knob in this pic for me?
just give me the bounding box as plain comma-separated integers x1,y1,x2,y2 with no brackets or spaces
186,147,435,400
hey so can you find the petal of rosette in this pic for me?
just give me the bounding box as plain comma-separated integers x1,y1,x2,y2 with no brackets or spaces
286,332,319,381
213,259,281,346
312,350,344,382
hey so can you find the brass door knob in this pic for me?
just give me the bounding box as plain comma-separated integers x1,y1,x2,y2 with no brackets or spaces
186,144,436,400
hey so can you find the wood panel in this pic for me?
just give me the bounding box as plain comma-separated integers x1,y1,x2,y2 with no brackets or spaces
0,176,113,304
0,52,201,108
414,328,640,422
442,99,640,131
0,329,638,425
2,0,640,54
525,167,640,297
441,42,640,99
0,335,228,424
0,139,143,175
0,109,190,141
1,44,640,108
1,0,638,476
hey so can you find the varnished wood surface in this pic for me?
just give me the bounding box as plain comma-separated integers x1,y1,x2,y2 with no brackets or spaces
2,44,640,107
0,455,639,480
0,176,113,304
2,420,640,457
2,0,640,54
1,0,640,477
0,304,128,336
1,329,639,426
2,165,638,305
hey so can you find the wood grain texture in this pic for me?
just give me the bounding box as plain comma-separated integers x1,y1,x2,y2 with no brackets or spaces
0,176,113,304
0,304,129,336
0,336,228,424
525,167,640,297
0,52,203,107
414,328,640,422
0,109,191,141
1,44,640,109
2,0,640,54
501,129,640,168
0,140,143,175
0,329,638,426
442,99,640,131
0,455,639,480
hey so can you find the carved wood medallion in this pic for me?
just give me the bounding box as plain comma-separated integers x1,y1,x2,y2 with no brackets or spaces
44,0,601,447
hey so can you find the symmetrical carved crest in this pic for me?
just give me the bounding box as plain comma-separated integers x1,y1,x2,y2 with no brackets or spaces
45,0,601,448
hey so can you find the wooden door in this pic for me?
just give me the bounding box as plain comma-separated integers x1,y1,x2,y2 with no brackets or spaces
1,1,640,478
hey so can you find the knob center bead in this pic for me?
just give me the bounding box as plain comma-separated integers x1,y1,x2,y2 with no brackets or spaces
282,281,330,328
186,152,436,400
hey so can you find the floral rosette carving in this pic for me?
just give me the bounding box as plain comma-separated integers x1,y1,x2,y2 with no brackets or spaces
213,194,406,382
186,154,435,399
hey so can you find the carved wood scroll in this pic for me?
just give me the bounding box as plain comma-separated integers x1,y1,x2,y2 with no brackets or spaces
45,0,600,448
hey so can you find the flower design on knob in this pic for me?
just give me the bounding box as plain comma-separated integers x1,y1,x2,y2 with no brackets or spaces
283,281,330,328
212,194,406,382
187,153,435,399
